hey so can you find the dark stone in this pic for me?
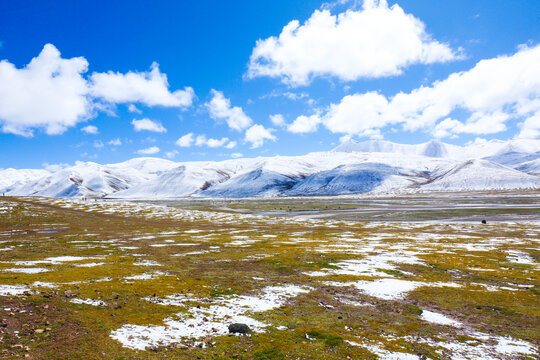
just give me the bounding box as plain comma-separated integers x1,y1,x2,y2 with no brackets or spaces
228,323,251,334
481,219,487,224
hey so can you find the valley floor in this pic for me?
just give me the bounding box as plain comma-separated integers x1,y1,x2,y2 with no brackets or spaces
0,194,538,359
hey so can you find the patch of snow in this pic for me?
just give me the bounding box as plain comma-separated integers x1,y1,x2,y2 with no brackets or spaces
70,298,107,306
420,310,462,327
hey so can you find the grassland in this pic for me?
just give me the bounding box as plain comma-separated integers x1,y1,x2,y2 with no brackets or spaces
0,194,538,359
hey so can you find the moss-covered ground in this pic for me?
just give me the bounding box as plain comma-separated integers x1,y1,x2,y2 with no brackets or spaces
0,195,538,359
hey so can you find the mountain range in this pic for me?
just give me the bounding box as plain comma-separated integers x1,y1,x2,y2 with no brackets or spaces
2,139,540,199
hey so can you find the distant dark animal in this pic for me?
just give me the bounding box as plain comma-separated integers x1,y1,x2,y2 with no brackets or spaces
228,323,251,334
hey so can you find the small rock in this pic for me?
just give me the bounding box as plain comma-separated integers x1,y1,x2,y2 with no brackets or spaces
481,219,487,224
34,329,45,334
228,323,251,334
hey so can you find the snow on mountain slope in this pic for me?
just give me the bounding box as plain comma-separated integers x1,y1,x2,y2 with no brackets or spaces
6,162,148,198
422,160,540,191
112,164,232,198
483,151,540,168
0,168,50,190
334,138,540,161
108,157,179,176
333,139,458,158
202,169,299,198
286,163,401,196
515,158,540,175
4,139,540,199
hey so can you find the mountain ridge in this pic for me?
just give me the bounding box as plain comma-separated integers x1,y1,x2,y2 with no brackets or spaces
3,139,540,199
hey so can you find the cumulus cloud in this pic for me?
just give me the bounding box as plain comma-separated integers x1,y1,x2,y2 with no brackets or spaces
93,140,104,148
108,138,122,146
81,125,99,134
128,104,142,114
205,137,230,148
288,114,322,134
136,146,160,155
270,114,286,127
195,134,231,148
231,153,243,158
299,44,540,139
0,44,91,136
90,62,194,107
165,150,179,159
42,162,70,172
131,118,167,133
245,124,277,148
176,132,234,148
206,90,252,131
176,133,194,147
0,43,194,136
247,0,459,86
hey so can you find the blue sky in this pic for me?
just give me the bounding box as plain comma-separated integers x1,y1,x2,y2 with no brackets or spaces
0,0,539,169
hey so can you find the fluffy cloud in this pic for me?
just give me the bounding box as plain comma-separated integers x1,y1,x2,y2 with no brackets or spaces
288,114,322,134
247,0,459,86
0,44,194,136
90,62,194,107
176,133,234,148
300,44,540,139
42,162,70,172
131,118,167,133
108,138,122,146
270,114,286,127
165,150,179,159
81,125,99,134
245,124,277,148
128,104,142,114
0,44,91,136
206,90,252,131
136,146,160,155
176,133,194,147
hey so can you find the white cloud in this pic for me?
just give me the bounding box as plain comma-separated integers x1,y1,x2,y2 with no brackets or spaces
90,62,194,107
131,118,167,133
136,146,160,155
93,140,104,148
176,133,194,147
42,162,70,172
231,153,243,158
193,134,230,148
310,44,540,139
81,125,99,134
206,90,252,131
165,150,179,159
0,44,91,136
245,124,277,148
128,104,142,114
270,114,286,127
225,141,237,149
205,137,229,148
288,114,322,133
108,138,122,146
195,135,207,146
0,43,194,136
247,0,459,86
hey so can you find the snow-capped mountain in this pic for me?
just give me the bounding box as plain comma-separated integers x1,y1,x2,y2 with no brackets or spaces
0,168,50,191
2,139,540,198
